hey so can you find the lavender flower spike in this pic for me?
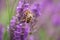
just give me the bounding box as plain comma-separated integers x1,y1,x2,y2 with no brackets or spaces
9,0,40,40
9,16,30,40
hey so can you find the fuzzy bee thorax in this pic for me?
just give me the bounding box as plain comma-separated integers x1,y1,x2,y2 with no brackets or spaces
24,10,33,23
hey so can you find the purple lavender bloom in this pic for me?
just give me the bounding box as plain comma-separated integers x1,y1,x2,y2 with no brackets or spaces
16,0,40,17
9,0,40,40
10,17,29,40
31,3,40,17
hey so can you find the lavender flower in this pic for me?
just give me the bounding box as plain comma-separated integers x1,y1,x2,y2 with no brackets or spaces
9,0,40,40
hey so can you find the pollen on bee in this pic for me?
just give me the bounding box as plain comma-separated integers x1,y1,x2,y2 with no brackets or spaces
24,10,33,23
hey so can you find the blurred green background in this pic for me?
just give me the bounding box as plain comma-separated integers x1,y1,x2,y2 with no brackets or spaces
0,0,19,40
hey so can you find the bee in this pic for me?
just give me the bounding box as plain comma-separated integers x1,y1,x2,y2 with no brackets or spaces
24,10,33,23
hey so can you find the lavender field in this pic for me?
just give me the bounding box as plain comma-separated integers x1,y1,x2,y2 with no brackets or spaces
0,0,60,40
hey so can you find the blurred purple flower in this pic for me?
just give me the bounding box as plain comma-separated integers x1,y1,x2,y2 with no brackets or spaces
9,16,31,40
57,35,60,40
0,24,4,40
9,0,41,40
16,0,40,17
51,13,60,27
